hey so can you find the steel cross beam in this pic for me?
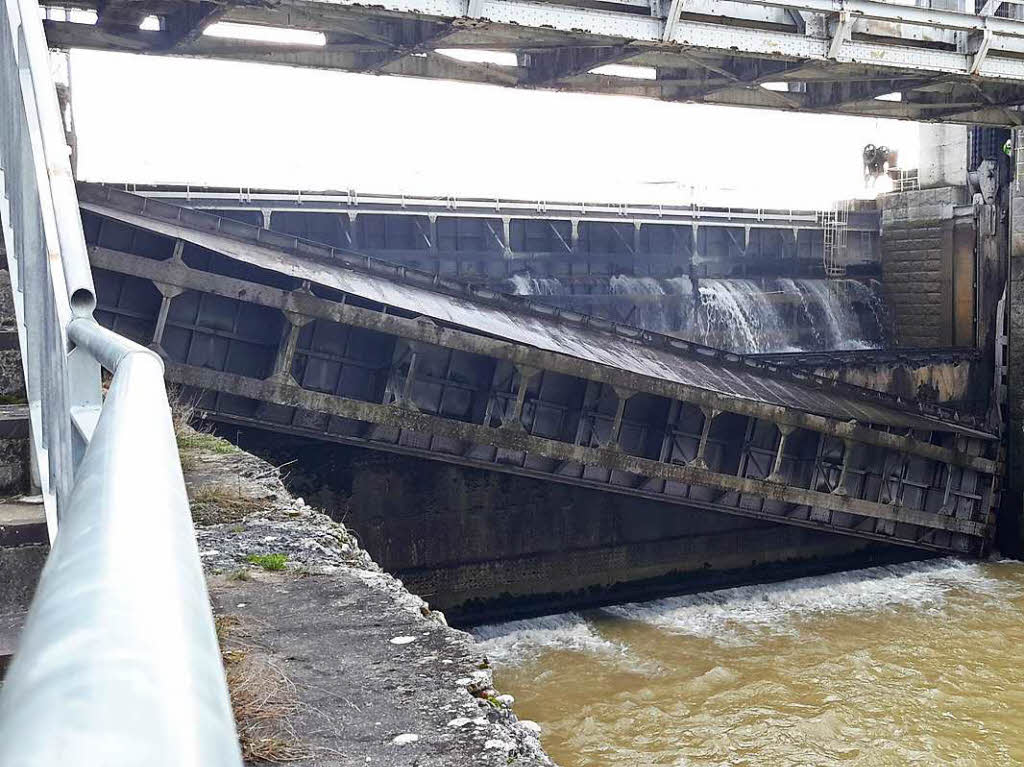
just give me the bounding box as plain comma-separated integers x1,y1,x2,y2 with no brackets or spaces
36,0,1024,123
164,361,990,540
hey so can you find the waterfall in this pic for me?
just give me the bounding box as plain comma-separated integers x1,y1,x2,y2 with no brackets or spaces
696,279,793,354
844,279,890,346
777,278,863,350
506,272,887,354
610,276,667,332
509,273,566,296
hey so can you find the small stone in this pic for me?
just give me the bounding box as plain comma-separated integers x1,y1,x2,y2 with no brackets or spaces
455,677,473,686
484,739,514,751
520,720,542,735
447,717,471,728
496,694,515,707
236,603,247,608
391,733,419,745
389,636,416,645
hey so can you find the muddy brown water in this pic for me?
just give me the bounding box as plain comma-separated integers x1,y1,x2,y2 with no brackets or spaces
474,558,1024,766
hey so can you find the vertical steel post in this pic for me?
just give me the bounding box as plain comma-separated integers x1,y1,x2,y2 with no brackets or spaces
603,387,633,448
268,311,310,385
833,439,854,496
691,407,718,469
503,365,538,429
767,424,794,483
150,282,184,354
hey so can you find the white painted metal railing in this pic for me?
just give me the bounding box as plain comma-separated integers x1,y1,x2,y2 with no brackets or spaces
0,0,241,762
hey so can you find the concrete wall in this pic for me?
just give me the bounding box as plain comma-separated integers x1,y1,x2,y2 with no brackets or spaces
880,187,970,347
804,356,985,411
918,125,968,190
238,432,905,621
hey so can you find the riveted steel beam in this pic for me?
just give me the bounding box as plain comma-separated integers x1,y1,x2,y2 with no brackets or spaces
163,362,991,540
87,243,1000,473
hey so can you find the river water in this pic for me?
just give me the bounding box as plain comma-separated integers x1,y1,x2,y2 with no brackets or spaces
474,559,1024,766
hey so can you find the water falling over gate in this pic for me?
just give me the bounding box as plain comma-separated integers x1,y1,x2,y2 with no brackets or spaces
507,274,889,353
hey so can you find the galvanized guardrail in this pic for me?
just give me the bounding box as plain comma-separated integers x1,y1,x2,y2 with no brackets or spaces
0,0,241,762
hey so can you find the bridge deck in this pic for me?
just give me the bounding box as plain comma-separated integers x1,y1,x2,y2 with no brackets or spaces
41,0,1024,124
78,184,1001,555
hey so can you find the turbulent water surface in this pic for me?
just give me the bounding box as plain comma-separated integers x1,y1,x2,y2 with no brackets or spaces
507,275,887,353
474,559,1024,766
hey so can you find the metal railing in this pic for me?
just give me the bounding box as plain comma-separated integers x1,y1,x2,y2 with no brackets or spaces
0,0,241,762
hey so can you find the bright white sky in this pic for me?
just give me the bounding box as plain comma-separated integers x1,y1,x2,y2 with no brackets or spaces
70,48,920,209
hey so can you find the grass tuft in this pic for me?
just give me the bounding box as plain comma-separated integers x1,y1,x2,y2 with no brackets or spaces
217,615,312,763
246,553,288,571
178,431,239,456
170,387,238,473
190,485,270,527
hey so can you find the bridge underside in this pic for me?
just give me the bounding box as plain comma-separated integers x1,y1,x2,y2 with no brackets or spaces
77,185,1000,555
41,0,1024,124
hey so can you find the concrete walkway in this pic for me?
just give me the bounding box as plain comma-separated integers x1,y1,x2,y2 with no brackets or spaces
182,429,552,766
210,572,550,766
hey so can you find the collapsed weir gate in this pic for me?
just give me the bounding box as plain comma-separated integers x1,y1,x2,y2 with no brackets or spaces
80,184,1001,556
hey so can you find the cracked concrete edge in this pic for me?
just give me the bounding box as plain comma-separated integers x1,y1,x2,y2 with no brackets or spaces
180,427,556,765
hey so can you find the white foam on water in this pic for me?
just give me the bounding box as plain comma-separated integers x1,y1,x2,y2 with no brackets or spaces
601,558,1015,645
609,275,665,297
472,612,624,664
509,273,565,296
474,560,1022,667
